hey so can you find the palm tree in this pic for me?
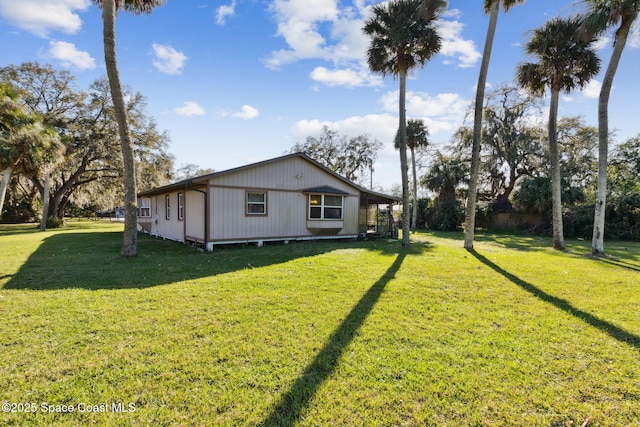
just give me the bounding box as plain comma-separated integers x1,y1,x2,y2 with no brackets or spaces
0,123,63,229
423,151,468,231
0,83,24,217
395,119,429,229
30,127,64,232
363,0,445,246
0,83,56,218
583,0,640,256
516,16,600,250
463,0,526,250
424,152,468,206
93,0,166,256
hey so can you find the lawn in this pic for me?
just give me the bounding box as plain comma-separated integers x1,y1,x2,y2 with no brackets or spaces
1,220,639,426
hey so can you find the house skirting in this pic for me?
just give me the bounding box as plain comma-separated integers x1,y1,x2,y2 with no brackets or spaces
139,229,358,251
205,234,359,251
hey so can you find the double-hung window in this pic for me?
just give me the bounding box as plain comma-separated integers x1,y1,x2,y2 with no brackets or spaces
309,194,343,220
165,195,170,220
138,198,151,217
246,191,267,215
178,193,184,220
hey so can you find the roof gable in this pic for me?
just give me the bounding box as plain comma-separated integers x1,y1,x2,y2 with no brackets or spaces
139,152,399,203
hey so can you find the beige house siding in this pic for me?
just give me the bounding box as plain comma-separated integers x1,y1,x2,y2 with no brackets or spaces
151,190,185,242
185,190,206,243
208,156,358,242
138,153,398,250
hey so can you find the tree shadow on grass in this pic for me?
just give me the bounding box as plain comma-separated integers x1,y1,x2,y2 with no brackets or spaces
0,224,41,236
422,230,555,252
3,230,426,290
259,251,407,427
589,255,640,273
468,249,640,351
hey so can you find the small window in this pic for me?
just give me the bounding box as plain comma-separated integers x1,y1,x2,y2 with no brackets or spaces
309,194,323,219
309,194,343,220
247,191,267,215
165,195,170,220
178,193,184,220
138,198,151,217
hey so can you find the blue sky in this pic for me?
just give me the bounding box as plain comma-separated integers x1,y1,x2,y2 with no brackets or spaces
1,0,639,191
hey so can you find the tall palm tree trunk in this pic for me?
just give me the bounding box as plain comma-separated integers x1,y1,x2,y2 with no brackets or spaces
548,88,564,250
464,0,500,250
410,146,418,230
592,16,633,256
399,70,410,247
102,0,138,257
0,167,13,217
39,172,50,231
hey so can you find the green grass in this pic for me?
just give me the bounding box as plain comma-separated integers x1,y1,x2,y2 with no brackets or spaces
1,221,640,426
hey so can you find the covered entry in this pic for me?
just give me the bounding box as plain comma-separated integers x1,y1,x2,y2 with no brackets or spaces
359,191,400,238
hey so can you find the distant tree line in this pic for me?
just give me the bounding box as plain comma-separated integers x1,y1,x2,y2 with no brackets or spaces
358,0,640,254
288,78,640,242
289,125,383,185
408,82,640,242
0,62,174,227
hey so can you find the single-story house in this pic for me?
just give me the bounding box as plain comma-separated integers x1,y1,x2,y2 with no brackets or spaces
137,153,400,251
98,206,125,221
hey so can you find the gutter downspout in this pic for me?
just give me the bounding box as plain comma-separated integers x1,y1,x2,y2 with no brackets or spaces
187,181,209,250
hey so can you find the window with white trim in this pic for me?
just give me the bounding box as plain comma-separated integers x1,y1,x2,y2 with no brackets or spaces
138,198,151,217
165,195,170,220
178,193,184,220
309,194,343,220
246,191,267,215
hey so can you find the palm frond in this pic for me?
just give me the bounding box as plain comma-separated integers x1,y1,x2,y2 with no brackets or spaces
363,0,444,77
92,0,166,15
517,16,601,94
502,0,527,12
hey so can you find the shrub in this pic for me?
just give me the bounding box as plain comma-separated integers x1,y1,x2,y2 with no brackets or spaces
474,202,494,230
413,197,430,229
46,216,65,229
606,193,640,240
428,199,464,231
0,200,36,223
513,177,552,217
563,204,594,239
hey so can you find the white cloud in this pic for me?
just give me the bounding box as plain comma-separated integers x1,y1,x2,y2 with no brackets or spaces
218,105,260,120
593,35,611,51
290,87,471,188
437,13,481,68
47,40,95,70
381,90,470,134
174,102,206,117
293,89,469,162
629,22,640,48
0,0,89,37
266,1,479,91
593,22,640,50
265,0,364,70
291,114,403,187
151,43,188,75
581,79,601,99
292,114,397,142
273,0,339,27
310,66,381,87
216,1,236,26
233,105,260,120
